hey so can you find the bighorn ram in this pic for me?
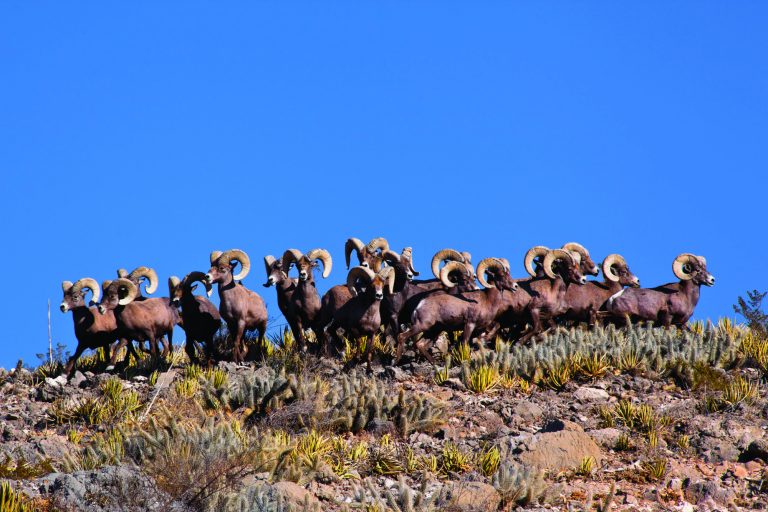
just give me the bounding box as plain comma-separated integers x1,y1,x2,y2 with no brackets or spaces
60,278,135,377
383,248,477,336
604,253,714,328
344,237,390,270
514,248,587,342
559,254,640,328
97,276,180,359
205,249,268,363
562,242,600,277
322,266,395,370
116,267,158,301
264,248,332,352
396,258,518,363
169,272,222,364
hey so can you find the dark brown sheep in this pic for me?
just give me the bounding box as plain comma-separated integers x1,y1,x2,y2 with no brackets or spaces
169,272,222,364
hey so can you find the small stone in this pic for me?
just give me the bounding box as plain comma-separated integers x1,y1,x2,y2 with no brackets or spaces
731,463,748,478
70,371,87,388
132,375,148,383
574,386,610,402
746,460,762,473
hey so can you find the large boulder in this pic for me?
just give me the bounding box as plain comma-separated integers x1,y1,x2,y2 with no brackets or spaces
515,430,604,472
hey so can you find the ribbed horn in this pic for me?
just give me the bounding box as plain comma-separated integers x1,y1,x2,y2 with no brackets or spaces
113,278,139,306
210,251,223,265
72,278,101,304
116,269,129,278
401,247,419,276
128,267,158,295
62,281,73,292
223,249,251,281
381,249,401,265
306,248,333,279
346,266,376,294
366,237,389,253
439,260,469,288
476,258,505,289
281,249,303,275
523,246,549,277
431,249,464,278
543,249,573,280
602,254,626,283
673,253,698,281
378,266,396,294
264,255,277,278
345,238,365,269
168,276,181,294
185,271,213,297
562,242,589,259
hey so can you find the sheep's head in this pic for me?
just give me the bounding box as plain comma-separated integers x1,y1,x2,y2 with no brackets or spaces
60,278,100,313
345,237,388,270
263,255,286,288
206,249,250,285
346,266,396,301
544,249,587,285
169,272,211,307
117,266,158,297
477,258,518,292
673,254,714,287
382,247,419,283
432,248,475,286
283,248,333,282
563,242,600,277
97,278,138,314
602,254,640,288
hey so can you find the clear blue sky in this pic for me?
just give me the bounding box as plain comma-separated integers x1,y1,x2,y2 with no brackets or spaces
1,3,766,368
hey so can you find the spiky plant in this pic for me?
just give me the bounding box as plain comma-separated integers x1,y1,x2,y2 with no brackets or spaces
464,363,501,393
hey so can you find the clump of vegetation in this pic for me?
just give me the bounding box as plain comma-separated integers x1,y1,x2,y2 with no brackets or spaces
492,461,545,507
0,482,35,512
0,452,55,479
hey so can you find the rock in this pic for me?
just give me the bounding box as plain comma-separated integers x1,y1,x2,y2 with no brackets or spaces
684,479,734,506
541,418,583,433
44,377,61,388
700,437,740,463
731,463,748,479
273,481,320,509
509,400,543,425
740,438,768,462
516,430,604,472
384,366,409,382
746,460,762,473
588,428,622,448
70,371,87,388
445,481,500,512
155,369,179,388
574,387,610,402
132,375,148,383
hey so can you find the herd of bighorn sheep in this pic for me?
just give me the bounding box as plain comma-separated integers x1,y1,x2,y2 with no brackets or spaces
59,238,714,376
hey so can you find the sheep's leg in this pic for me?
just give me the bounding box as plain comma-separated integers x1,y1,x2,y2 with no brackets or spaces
233,322,247,363
184,337,199,365
64,344,87,379
518,309,541,344
414,337,435,364
396,327,420,364
164,330,174,359
109,339,129,365
364,332,375,373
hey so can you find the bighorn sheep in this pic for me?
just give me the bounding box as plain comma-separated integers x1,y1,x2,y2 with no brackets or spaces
116,266,158,301
383,248,477,336
514,248,587,343
558,254,640,328
97,276,180,359
396,258,518,363
603,253,714,328
169,272,222,364
344,237,390,270
205,249,268,363
264,248,332,352
322,266,396,370
562,242,600,277
60,278,135,377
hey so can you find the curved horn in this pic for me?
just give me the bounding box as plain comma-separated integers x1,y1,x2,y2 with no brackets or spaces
697,255,707,266
62,281,73,292
306,248,333,279
168,276,181,294
72,278,101,304
101,280,112,293
128,266,158,295
210,251,223,265
439,260,469,288
401,247,419,276
114,278,139,306
185,271,213,297
381,249,401,265
562,242,590,259
366,237,389,253
602,254,626,283
461,251,472,264
673,253,698,281
223,249,251,281
523,246,549,277
346,266,376,294
263,255,277,278
431,249,465,278
566,250,582,265
543,249,573,280
116,268,129,278
281,249,303,275
378,266,396,294
497,257,511,272
476,258,506,288
345,238,365,269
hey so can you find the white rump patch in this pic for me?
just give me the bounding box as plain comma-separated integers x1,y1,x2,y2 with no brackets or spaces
607,288,625,306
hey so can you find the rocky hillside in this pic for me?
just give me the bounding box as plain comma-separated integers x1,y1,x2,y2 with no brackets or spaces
1,323,768,511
